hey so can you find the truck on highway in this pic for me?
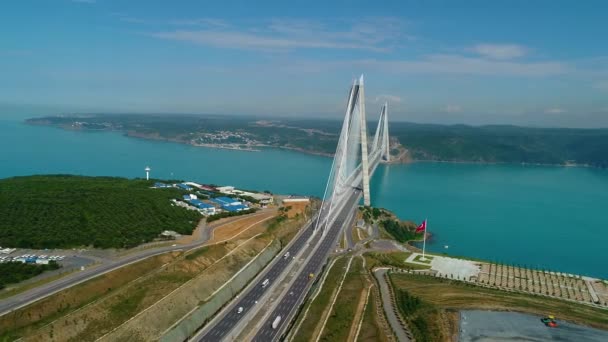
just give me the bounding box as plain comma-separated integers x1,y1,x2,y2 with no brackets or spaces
262,278,270,288
272,315,282,329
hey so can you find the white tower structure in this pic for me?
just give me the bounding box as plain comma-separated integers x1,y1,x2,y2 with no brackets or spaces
145,166,151,181
313,75,391,236
358,75,372,206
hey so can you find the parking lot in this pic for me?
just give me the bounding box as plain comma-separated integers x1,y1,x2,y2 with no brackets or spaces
0,248,97,286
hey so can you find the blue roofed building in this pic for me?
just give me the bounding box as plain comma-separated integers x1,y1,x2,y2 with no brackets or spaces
187,199,216,215
177,183,193,191
212,196,241,206
222,204,248,212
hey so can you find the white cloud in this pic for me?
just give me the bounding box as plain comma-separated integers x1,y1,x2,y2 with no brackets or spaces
151,17,406,52
442,104,462,113
545,107,566,114
471,43,527,60
169,18,229,28
355,54,568,76
373,94,402,104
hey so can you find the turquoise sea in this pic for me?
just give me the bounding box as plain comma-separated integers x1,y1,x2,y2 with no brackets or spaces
1,116,607,279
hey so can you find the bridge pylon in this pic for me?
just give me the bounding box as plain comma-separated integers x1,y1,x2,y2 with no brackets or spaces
315,75,392,235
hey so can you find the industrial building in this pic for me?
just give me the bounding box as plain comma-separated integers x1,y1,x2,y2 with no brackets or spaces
176,183,193,191
189,199,217,215
216,186,274,205
222,204,248,212
212,196,242,207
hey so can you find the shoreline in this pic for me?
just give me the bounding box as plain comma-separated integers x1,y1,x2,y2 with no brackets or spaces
24,120,604,170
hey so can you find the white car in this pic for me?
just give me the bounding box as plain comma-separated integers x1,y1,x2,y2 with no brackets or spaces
237,307,243,314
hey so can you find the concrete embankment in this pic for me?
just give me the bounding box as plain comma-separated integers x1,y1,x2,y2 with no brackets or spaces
159,239,281,342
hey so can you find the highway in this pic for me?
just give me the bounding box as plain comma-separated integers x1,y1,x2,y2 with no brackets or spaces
194,189,360,341
195,212,319,341
252,190,360,341
0,213,270,317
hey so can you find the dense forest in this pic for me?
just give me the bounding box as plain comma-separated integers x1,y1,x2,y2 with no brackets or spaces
0,175,201,249
27,114,608,167
0,261,60,289
381,219,421,243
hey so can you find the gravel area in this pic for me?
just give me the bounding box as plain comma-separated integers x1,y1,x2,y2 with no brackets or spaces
459,310,608,342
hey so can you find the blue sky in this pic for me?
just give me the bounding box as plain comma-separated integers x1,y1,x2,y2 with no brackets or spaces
1,0,608,127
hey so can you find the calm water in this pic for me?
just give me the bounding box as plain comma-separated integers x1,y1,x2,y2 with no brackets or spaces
1,117,607,279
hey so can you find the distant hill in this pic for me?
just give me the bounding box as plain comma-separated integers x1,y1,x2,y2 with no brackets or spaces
391,123,608,168
0,175,200,249
27,114,608,168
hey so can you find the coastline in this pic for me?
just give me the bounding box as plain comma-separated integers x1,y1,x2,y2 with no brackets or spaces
23,120,603,169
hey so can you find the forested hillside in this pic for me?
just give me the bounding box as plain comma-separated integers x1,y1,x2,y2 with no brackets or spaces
0,175,200,249
27,114,608,167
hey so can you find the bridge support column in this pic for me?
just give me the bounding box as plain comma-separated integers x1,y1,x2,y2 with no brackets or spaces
359,75,372,206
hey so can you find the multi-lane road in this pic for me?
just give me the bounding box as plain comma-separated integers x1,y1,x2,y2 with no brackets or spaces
195,190,361,341
253,190,360,341
195,214,319,341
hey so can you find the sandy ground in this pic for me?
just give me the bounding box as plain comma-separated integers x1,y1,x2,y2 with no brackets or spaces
205,211,276,244
459,310,608,342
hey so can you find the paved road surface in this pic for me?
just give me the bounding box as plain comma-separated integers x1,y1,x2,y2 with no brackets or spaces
0,213,270,317
460,310,608,341
251,190,361,341
374,268,411,342
194,215,319,341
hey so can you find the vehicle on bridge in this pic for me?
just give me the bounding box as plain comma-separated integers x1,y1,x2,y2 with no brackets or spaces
272,315,282,329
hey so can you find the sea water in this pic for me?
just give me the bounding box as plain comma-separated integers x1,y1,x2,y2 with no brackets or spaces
1,116,607,279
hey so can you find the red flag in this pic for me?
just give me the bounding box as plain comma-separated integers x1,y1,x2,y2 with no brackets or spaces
415,220,426,233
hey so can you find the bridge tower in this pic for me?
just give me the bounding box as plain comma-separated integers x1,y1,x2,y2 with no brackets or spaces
358,76,372,206
315,75,391,236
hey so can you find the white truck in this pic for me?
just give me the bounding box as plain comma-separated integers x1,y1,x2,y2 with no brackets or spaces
272,315,282,329
261,278,270,288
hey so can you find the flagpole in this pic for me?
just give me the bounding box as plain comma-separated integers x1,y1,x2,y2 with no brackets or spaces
422,218,427,259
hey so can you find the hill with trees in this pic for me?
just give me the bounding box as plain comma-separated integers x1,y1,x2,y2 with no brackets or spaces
27,114,608,168
0,175,200,249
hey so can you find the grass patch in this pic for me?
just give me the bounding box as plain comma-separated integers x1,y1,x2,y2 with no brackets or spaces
365,252,431,271
0,253,175,341
292,257,348,342
319,257,365,341
390,273,608,331
0,268,79,300
356,289,390,342
413,255,433,264
185,246,209,260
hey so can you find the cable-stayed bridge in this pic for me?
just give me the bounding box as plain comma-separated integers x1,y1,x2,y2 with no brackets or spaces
315,75,390,238
195,76,390,341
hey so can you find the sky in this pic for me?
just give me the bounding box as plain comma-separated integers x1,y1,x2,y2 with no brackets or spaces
1,0,608,127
